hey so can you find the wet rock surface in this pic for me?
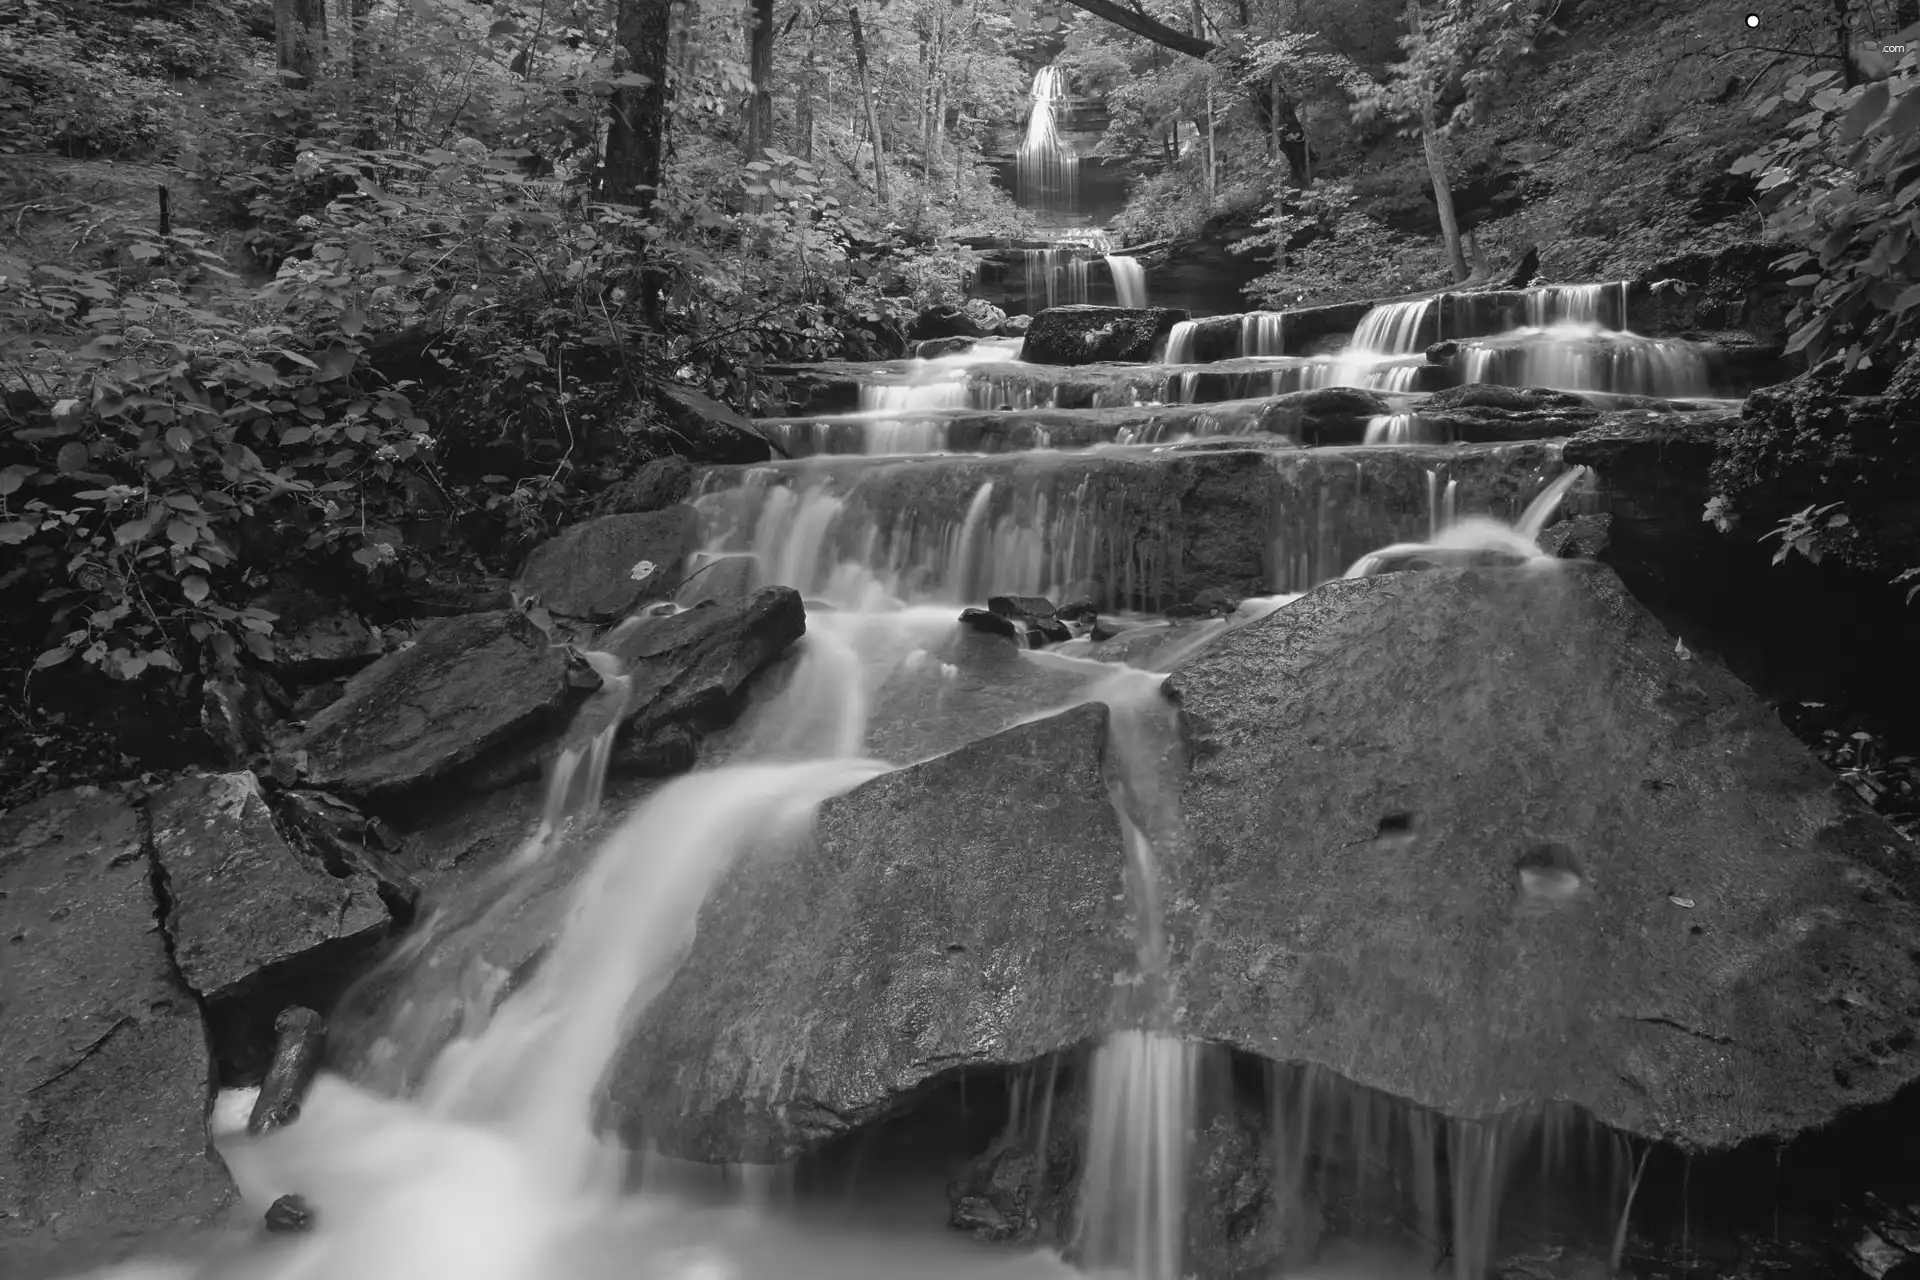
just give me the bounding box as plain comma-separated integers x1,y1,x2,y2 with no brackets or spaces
516,506,700,621
289,609,581,801
609,704,1131,1161
1021,305,1191,365
149,773,389,1059
1167,563,1920,1148
655,385,778,464
0,790,232,1273
1254,387,1392,445
600,586,807,748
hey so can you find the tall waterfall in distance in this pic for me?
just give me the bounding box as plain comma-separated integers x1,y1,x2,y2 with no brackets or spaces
1017,66,1078,216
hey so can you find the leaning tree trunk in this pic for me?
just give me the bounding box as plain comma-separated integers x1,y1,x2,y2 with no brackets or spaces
1406,0,1469,282
849,6,890,204
796,45,816,161
605,0,672,214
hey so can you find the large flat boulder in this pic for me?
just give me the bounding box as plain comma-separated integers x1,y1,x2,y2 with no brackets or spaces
0,791,232,1274
1166,563,1920,1149
607,704,1131,1161
656,385,778,464
290,609,580,800
148,772,390,1013
1021,305,1190,365
516,507,701,622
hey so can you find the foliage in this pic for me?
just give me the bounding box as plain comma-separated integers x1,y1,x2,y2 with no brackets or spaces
0,0,187,157
1351,0,1562,137
1731,46,1920,369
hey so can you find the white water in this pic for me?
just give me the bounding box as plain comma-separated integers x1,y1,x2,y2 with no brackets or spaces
1343,465,1590,578
1106,255,1147,309
1016,67,1078,217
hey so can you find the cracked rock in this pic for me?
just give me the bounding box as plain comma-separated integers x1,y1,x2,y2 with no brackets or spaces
148,773,390,1072
1,789,232,1271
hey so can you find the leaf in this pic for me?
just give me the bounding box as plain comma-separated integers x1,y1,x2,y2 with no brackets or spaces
167,519,198,547
34,646,74,669
165,426,194,452
1784,314,1830,356
181,575,210,604
488,18,520,35
608,72,654,88
115,518,153,545
1840,83,1891,143
118,654,150,679
128,243,163,261
0,464,34,495
1895,284,1920,314
56,442,88,473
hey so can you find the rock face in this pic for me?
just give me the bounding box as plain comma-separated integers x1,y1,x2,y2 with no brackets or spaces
149,772,389,1014
608,704,1131,1161
0,791,232,1273
516,506,700,621
1166,563,1920,1149
292,609,580,800
909,303,991,342
1021,306,1190,365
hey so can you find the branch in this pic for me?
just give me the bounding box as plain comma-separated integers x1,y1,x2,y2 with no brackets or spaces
1058,0,1215,58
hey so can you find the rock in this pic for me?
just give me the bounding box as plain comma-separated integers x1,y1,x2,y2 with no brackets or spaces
960,606,1020,641
248,1007,326,1136
655,385,779,464
149,772,389,1019
1538,513,1613,559
672,554,759,607
948,1100,1082,1244
913,336,976,359
264,1194,315,1235
1255,387,1393,445
515,506,700,621
988,594,1057,619
1630,242,1799,346
608,704,1132,1161
201,667,284,766
1426,339,1461,364
1186,1097,1317,1278
269,611,382,679
274,789,418,920
1350,546,1533,575
1167,563,1920,1148
999,315,1033,337
291,610,581,801
908,303,991,342
0,791,232,1270
1501,243,1540,289
601,587,807,746
1425,384,1589,413
595,456,694,515
1020,305,1191,366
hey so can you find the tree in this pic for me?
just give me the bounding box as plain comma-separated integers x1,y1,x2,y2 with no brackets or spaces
1403,0,1468,281
746,0,777,187
1056,0,1315,184
604,0,672,215
848,5,891,204
274,0,328,85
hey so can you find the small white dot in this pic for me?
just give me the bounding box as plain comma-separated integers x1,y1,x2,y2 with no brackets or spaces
1746,12,1760,26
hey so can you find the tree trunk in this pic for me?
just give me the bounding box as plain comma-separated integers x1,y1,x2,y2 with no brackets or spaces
745,0,775,175
1407,0,1469,282
797,46,816,161
604,0,672,215
849,6,889,204
275,0,327,85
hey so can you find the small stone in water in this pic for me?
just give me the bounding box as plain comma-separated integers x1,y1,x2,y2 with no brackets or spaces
264,1194,315,1234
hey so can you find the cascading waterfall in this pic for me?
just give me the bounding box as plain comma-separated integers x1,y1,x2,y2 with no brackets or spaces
1106,254,1147,309
1241,311,1286,356
1160,320,1199,365
1017,66,1079,217
1343,465,1590,578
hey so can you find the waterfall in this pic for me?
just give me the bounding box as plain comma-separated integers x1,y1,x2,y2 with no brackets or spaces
1240,311,1286,356
1106,254,1147,308
1160,319,1199,364
1017,66,1079,216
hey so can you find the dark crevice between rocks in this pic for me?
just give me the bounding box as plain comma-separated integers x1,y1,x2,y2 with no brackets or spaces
718,1043,1920,1279
135,800,222,1159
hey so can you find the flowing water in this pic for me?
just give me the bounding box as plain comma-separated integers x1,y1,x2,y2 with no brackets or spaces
1017,67,1077,218
72,276,1722,1280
